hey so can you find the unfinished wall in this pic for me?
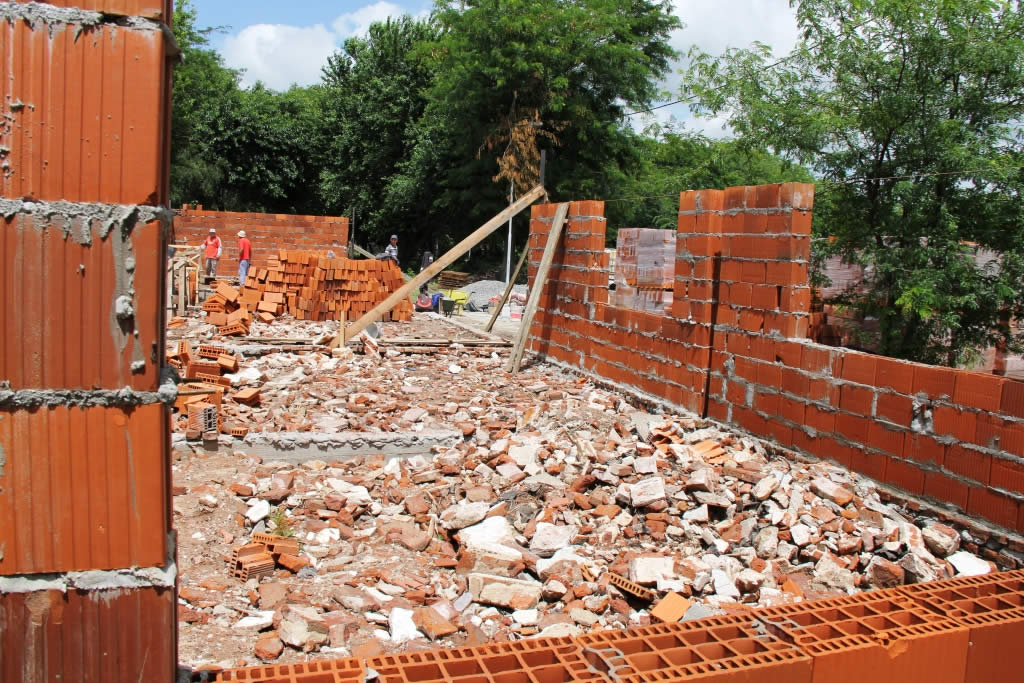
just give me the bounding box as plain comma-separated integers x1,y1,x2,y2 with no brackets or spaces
526,185,1024,536
0,2,176,680
174,206,349,277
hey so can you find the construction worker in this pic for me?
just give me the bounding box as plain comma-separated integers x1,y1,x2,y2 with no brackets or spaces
203,228,222,278
383,234,399,265
237,230,252,283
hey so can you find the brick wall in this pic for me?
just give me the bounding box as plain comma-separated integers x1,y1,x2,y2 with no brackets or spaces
174,206,349,278
0,2,176,680
526,186,1024,535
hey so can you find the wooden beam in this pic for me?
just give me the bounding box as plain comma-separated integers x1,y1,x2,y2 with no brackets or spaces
335,185,545,344
506,202,569,374
485,245,529,333
177,264,186,317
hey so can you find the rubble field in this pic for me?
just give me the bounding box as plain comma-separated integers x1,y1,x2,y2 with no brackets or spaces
171,312,1001,671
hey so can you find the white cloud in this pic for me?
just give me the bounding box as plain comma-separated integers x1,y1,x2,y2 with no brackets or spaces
219,1,412,90
332,1,405,37
222,24,338,90
633,0,800,137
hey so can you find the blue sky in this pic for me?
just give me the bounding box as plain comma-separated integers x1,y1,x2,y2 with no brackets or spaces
192,0,799,135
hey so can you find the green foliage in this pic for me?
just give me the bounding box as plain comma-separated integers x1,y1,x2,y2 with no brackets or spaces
682,0,1024,365
171,1,327,213
268,509,295,538
318,16,441,253
607,124,814,239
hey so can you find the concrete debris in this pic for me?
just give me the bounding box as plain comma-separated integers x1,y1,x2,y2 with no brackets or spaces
922,523,961,558
947,551,993,577
169,313,1004,669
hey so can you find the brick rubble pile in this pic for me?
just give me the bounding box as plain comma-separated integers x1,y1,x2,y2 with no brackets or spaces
170,317,1010,671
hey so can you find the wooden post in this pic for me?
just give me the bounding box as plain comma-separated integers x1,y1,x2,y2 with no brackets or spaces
177,263,186,316
506,202,569,374
333,185,545,346
485,246,529,333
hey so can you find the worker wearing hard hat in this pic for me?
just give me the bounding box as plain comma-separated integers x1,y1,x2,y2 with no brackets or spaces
203,228,222,278
238,230,252,284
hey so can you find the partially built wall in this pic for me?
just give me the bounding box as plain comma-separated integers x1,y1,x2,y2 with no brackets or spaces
526,185,1024,536
0,1,177,680
174,206,349,278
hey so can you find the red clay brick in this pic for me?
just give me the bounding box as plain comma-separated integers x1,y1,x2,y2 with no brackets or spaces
835,412,871,442
954,371,1005,413
781,367,811,396
875,392,913,427
903,433,947,467
1001,380,1024,419
755,184,781,209
841,352,878,385
991,458,1024,496
924,471,970,510
967,486,1019,530
0,404,169,575
850,447,888,481
751,285,779,310
781,183,816,211
778,396,807,425
932,405,977,442
886,458,926,495
775,340,804,368
805,405,837,434
874,357,916,394
1,20,170,204
865,422,906,457
839,384,874,416
1003,420,1024,457
912,364,957,399
944,444,992,486
1,215,165,391
12,0,172,18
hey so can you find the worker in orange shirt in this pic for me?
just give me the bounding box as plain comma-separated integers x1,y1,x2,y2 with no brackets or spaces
237,230,252,283
203,228,222,278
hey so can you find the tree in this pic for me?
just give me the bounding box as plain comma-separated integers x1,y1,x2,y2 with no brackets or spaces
170,0,240,208
682,0,1024,366
376,0,682,272
318,17,440,252
171,1,327,213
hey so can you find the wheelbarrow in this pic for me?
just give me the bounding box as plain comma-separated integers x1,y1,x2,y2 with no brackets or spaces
440,298,456,318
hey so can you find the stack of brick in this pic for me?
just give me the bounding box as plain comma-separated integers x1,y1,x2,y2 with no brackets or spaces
202,281,254,335
0,1,177,680
613,228,676,315
167,342,251,438
237,250,413,322
229,533,303,580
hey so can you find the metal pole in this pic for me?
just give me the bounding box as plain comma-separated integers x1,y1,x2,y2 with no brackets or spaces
506,183,514,284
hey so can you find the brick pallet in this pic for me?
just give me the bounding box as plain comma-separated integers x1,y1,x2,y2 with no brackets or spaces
236,250,413,322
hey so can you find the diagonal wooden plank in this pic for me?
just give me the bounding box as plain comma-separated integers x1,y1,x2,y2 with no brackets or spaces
332,185,546,347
